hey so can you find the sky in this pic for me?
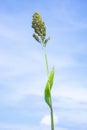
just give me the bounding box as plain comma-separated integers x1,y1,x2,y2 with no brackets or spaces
0,0,87,130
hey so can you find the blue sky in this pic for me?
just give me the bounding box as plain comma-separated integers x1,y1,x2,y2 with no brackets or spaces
0,0,87,130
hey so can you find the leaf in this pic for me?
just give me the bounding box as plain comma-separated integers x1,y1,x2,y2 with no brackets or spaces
48,67,54,90
44,67,55,108
44,37,50,44
33,33,41,43
44,81,51,108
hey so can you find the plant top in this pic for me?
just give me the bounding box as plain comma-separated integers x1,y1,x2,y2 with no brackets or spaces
32,12,50,46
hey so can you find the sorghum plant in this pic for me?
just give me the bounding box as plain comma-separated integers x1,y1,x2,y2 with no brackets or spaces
32,12,55,130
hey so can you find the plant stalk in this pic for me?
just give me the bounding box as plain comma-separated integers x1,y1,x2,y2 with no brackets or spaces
43,45,49,76
43,44,54,130
50,96,54,130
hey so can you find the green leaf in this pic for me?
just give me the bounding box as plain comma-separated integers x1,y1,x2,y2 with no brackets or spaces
33,33,41,43
44,37,50,44
44,67,55,108
44,81,51,108
48,67,54,90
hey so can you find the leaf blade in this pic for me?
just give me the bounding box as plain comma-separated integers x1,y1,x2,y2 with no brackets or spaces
44,67,55,108
48,67,54,90
44,81,51,108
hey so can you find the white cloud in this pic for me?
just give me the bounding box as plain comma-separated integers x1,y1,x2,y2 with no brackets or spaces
0,123,68,130
40,113,58,126
52,83,87,103
0,123,29,130
0,123,43,130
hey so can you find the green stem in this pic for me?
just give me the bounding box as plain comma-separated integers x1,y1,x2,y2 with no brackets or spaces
43,45,49,76
50,96,54,130
43,44,54,130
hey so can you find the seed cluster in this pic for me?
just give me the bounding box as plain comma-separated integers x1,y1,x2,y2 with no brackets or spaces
32,12,50,45
32,12,46,38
